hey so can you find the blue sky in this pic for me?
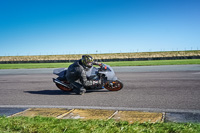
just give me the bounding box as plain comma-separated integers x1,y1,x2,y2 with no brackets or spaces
0,0,200,56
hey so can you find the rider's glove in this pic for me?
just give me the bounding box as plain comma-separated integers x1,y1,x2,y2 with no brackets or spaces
99,63,103,66
93,61,102,66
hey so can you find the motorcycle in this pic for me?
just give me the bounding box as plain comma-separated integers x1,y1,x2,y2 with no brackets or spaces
53,63,123,92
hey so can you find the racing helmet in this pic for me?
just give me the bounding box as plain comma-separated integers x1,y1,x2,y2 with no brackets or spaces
81,55,94,68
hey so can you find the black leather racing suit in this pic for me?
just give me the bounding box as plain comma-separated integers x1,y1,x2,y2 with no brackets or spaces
66,60,101,93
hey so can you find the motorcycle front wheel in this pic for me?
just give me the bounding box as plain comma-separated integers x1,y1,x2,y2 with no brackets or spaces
104,80,123,91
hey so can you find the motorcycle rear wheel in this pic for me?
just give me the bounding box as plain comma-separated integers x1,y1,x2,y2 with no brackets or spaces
56,80,72,91
104,80,123,91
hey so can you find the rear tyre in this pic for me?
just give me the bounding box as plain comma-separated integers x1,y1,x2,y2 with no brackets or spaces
104,80,123,91
56,80,72,91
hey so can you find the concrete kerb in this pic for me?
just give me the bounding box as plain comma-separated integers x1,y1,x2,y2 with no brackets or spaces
1,106,200,123
6,108,163,123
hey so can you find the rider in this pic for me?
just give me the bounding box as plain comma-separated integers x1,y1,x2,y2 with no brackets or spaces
66,55,103,95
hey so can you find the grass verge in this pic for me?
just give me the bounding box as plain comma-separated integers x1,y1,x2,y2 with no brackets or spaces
0,59,200,69
0,116,200,133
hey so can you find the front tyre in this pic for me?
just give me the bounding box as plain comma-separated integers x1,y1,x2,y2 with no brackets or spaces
104,80,123,91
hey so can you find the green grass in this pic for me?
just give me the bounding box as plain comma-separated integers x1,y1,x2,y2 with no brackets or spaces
0,63,71,69
0,116,200,133
0,59,200,69
105,59,200,66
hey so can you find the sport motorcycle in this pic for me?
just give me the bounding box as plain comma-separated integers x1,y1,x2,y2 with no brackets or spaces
53,63,123,92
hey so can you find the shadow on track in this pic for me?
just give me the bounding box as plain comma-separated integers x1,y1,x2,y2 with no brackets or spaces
24,90,75,95
24,89,109,95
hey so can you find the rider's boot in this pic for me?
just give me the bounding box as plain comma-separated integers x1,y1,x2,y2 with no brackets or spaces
74,87,86,95
79,87,86,95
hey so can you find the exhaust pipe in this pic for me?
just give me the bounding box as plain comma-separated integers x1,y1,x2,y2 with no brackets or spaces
53,78,71,88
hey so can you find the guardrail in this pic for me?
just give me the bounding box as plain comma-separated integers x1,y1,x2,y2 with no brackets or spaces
0,56,200,64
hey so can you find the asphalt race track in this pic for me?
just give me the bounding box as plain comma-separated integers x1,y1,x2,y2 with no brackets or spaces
0,65,200,113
